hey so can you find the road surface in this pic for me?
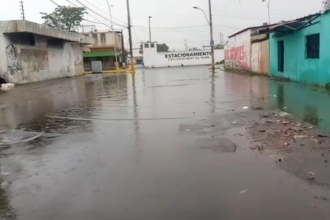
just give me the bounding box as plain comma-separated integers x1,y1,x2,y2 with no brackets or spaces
0,66,330,220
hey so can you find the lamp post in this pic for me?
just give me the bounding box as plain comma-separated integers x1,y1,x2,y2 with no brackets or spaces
193,1,215,72
105,0,113,29
148,16,152,42
106,1,119,70
262,0,271,24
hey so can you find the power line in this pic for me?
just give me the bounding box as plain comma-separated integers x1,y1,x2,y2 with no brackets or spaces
133,24,209,29
50,0,112,29
79,0,127,25
70,0,127,28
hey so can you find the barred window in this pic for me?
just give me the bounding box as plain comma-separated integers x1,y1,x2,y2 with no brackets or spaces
306,34,320,59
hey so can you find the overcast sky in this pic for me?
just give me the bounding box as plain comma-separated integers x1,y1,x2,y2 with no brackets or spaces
0,0,324,50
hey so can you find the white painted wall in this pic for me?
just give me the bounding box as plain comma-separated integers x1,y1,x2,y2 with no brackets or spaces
224,29,252,71
142,42,224,68
0,28,84,84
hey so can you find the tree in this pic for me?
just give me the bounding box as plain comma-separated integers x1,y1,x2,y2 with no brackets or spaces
215,44,224,49
41,6,86,31
157,43,169,52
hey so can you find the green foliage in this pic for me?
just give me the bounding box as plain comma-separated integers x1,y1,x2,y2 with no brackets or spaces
157,43,169,52
215,44,224,49
41,6,86,31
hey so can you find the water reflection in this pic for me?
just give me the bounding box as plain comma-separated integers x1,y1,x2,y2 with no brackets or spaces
269,81,330,131
0,175,17,220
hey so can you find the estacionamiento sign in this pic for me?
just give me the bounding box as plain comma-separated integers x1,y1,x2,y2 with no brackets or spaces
165,51,212,61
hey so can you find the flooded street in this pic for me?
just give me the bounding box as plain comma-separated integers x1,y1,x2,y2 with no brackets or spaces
0,66,330,219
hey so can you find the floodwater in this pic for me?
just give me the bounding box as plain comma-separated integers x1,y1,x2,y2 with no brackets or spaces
0,66,330,219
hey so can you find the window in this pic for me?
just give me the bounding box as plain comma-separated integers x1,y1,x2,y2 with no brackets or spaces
100,33,106,44
93,34,98,44
144,43,149,48
150,43,155,48
8,33,35,46
47,38,64,49
306,33,320,59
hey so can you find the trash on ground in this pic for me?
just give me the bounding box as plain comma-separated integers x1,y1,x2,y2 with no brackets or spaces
0,83,15,92
294,135,308,139
239,189,247,194
307,171,316,180
279,112,290,117
242,106,249,110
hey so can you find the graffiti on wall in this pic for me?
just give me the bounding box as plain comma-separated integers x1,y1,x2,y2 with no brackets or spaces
224,45,248,70
6,44,21,75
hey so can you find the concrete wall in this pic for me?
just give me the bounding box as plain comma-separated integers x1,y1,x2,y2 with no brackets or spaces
224,30,252,71
0,32,84,84
251,40,269,75
0,20,94,44
269,13,330,86
142,42,224,68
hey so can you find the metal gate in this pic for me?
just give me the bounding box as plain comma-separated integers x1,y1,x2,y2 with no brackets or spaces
91,61,103,73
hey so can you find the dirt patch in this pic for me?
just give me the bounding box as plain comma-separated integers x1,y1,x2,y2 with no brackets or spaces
196,137,237,153
248,112,329,153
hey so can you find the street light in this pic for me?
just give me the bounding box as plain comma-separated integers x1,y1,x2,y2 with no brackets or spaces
105,1,119,70
193,2,215,72
105,0,113,29
148,16,152,42
262,0,271,24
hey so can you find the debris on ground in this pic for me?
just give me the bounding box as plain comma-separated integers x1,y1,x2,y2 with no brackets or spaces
239,189,247,194
249,111,329,153
279,111,290,117
314,196,328,201
307,171,316,180
242,106,249,110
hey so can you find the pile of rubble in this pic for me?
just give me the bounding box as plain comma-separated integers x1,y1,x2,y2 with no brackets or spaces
249,111,329,152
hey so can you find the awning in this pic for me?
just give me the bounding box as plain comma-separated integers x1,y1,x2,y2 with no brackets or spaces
83,51,122,58
258,13,321,34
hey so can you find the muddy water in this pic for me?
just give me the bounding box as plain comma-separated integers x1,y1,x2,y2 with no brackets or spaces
0,67,329,220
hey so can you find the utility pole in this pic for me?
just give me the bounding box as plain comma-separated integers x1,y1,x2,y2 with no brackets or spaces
127,0,135,73
19,0,25,20
106,1,118,69
208,0,215,73
148,16,152,42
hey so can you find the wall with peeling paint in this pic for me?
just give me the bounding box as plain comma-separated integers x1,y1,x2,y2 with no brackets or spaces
0,29,84,84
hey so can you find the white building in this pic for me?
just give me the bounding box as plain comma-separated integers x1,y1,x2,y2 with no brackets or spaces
224,26,269,75
82,31,124,72
142,42,224,68
83,31,122,49
0,20,94,84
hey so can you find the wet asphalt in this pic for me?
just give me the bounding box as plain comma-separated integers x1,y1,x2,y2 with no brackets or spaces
0,66,330,219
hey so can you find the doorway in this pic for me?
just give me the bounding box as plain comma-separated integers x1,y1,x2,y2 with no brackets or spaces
277,40,284,72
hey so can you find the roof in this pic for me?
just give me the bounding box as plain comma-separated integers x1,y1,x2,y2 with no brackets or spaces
0,20,94,45
258,12,321,34
228,11,322,38
83,51,122,58
228,24,272,38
